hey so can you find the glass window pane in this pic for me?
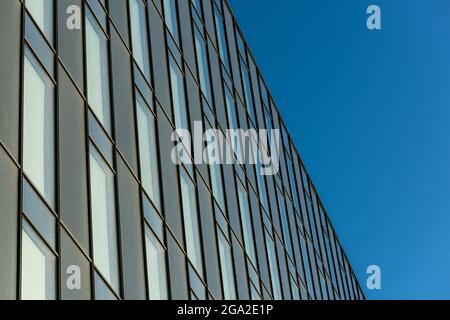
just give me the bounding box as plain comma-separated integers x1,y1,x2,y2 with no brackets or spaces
89,146,120,292
180,169,203,274
25,0,53,43
136,93,161,210
194,29,212,104
86,10,111,132
130,0,151,77
23,48,55,207
145,226,168,300
265,231,282,300
163,0,179,42
214,7,229,70
237,180,256,265
169,57,188,129
277,188,293,258
240,59,256,124
94,272,118,300
21,220,56,300
217,229,236,300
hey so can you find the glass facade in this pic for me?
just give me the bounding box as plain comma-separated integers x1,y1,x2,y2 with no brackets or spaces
0,0,363,301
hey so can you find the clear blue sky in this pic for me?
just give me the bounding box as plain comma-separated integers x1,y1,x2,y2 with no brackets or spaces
228,0,450,299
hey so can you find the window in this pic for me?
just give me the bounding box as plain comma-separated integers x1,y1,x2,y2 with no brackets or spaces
277,188,293,258
136,93,161,210
217,230,236,300
194,28,212,104
240,59,256,124
145,225,168,300
25,0,53,42
21,220,56,300
209,162,225,211
265,230,281,300
23,48,55,207
130,0,151,77
180,169,203,274
213,5,229,70
286,156,300,211
86,10,111,132
237,180,256,265
163,0,179,42
169,57,188,129
89,146,120,292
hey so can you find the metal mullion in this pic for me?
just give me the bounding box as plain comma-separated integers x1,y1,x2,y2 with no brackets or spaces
51,0,62,300
16,1,26,300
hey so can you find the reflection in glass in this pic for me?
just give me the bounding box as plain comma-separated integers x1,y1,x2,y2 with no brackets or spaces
145,226,168,300
169,57,188,129
130,0,151,77
163,0,179,42
86,10,111,132
194,29,212,103
25,0,53,42
237,180,256,265
265,230,282,300
214,7,229,69
180,169,203,274
136,93,161,210
21,220,56,300
217,230,236,300
89,147,119,292
23,48,55,207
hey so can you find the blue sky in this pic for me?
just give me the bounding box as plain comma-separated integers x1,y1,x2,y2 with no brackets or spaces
228,0,450,299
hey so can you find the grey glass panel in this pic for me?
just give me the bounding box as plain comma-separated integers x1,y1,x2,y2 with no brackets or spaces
167,233,188,299
58,63,89,251
21,220,56,300
89,146,120,292
0,147,18,299
58,0,84,89
23,48,55,207
60,230,91,300
145,225,168,300
117,157,146,300
111,27,138,172
0,0,21,160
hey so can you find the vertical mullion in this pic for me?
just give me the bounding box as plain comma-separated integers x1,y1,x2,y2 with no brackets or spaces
16,0,26,300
